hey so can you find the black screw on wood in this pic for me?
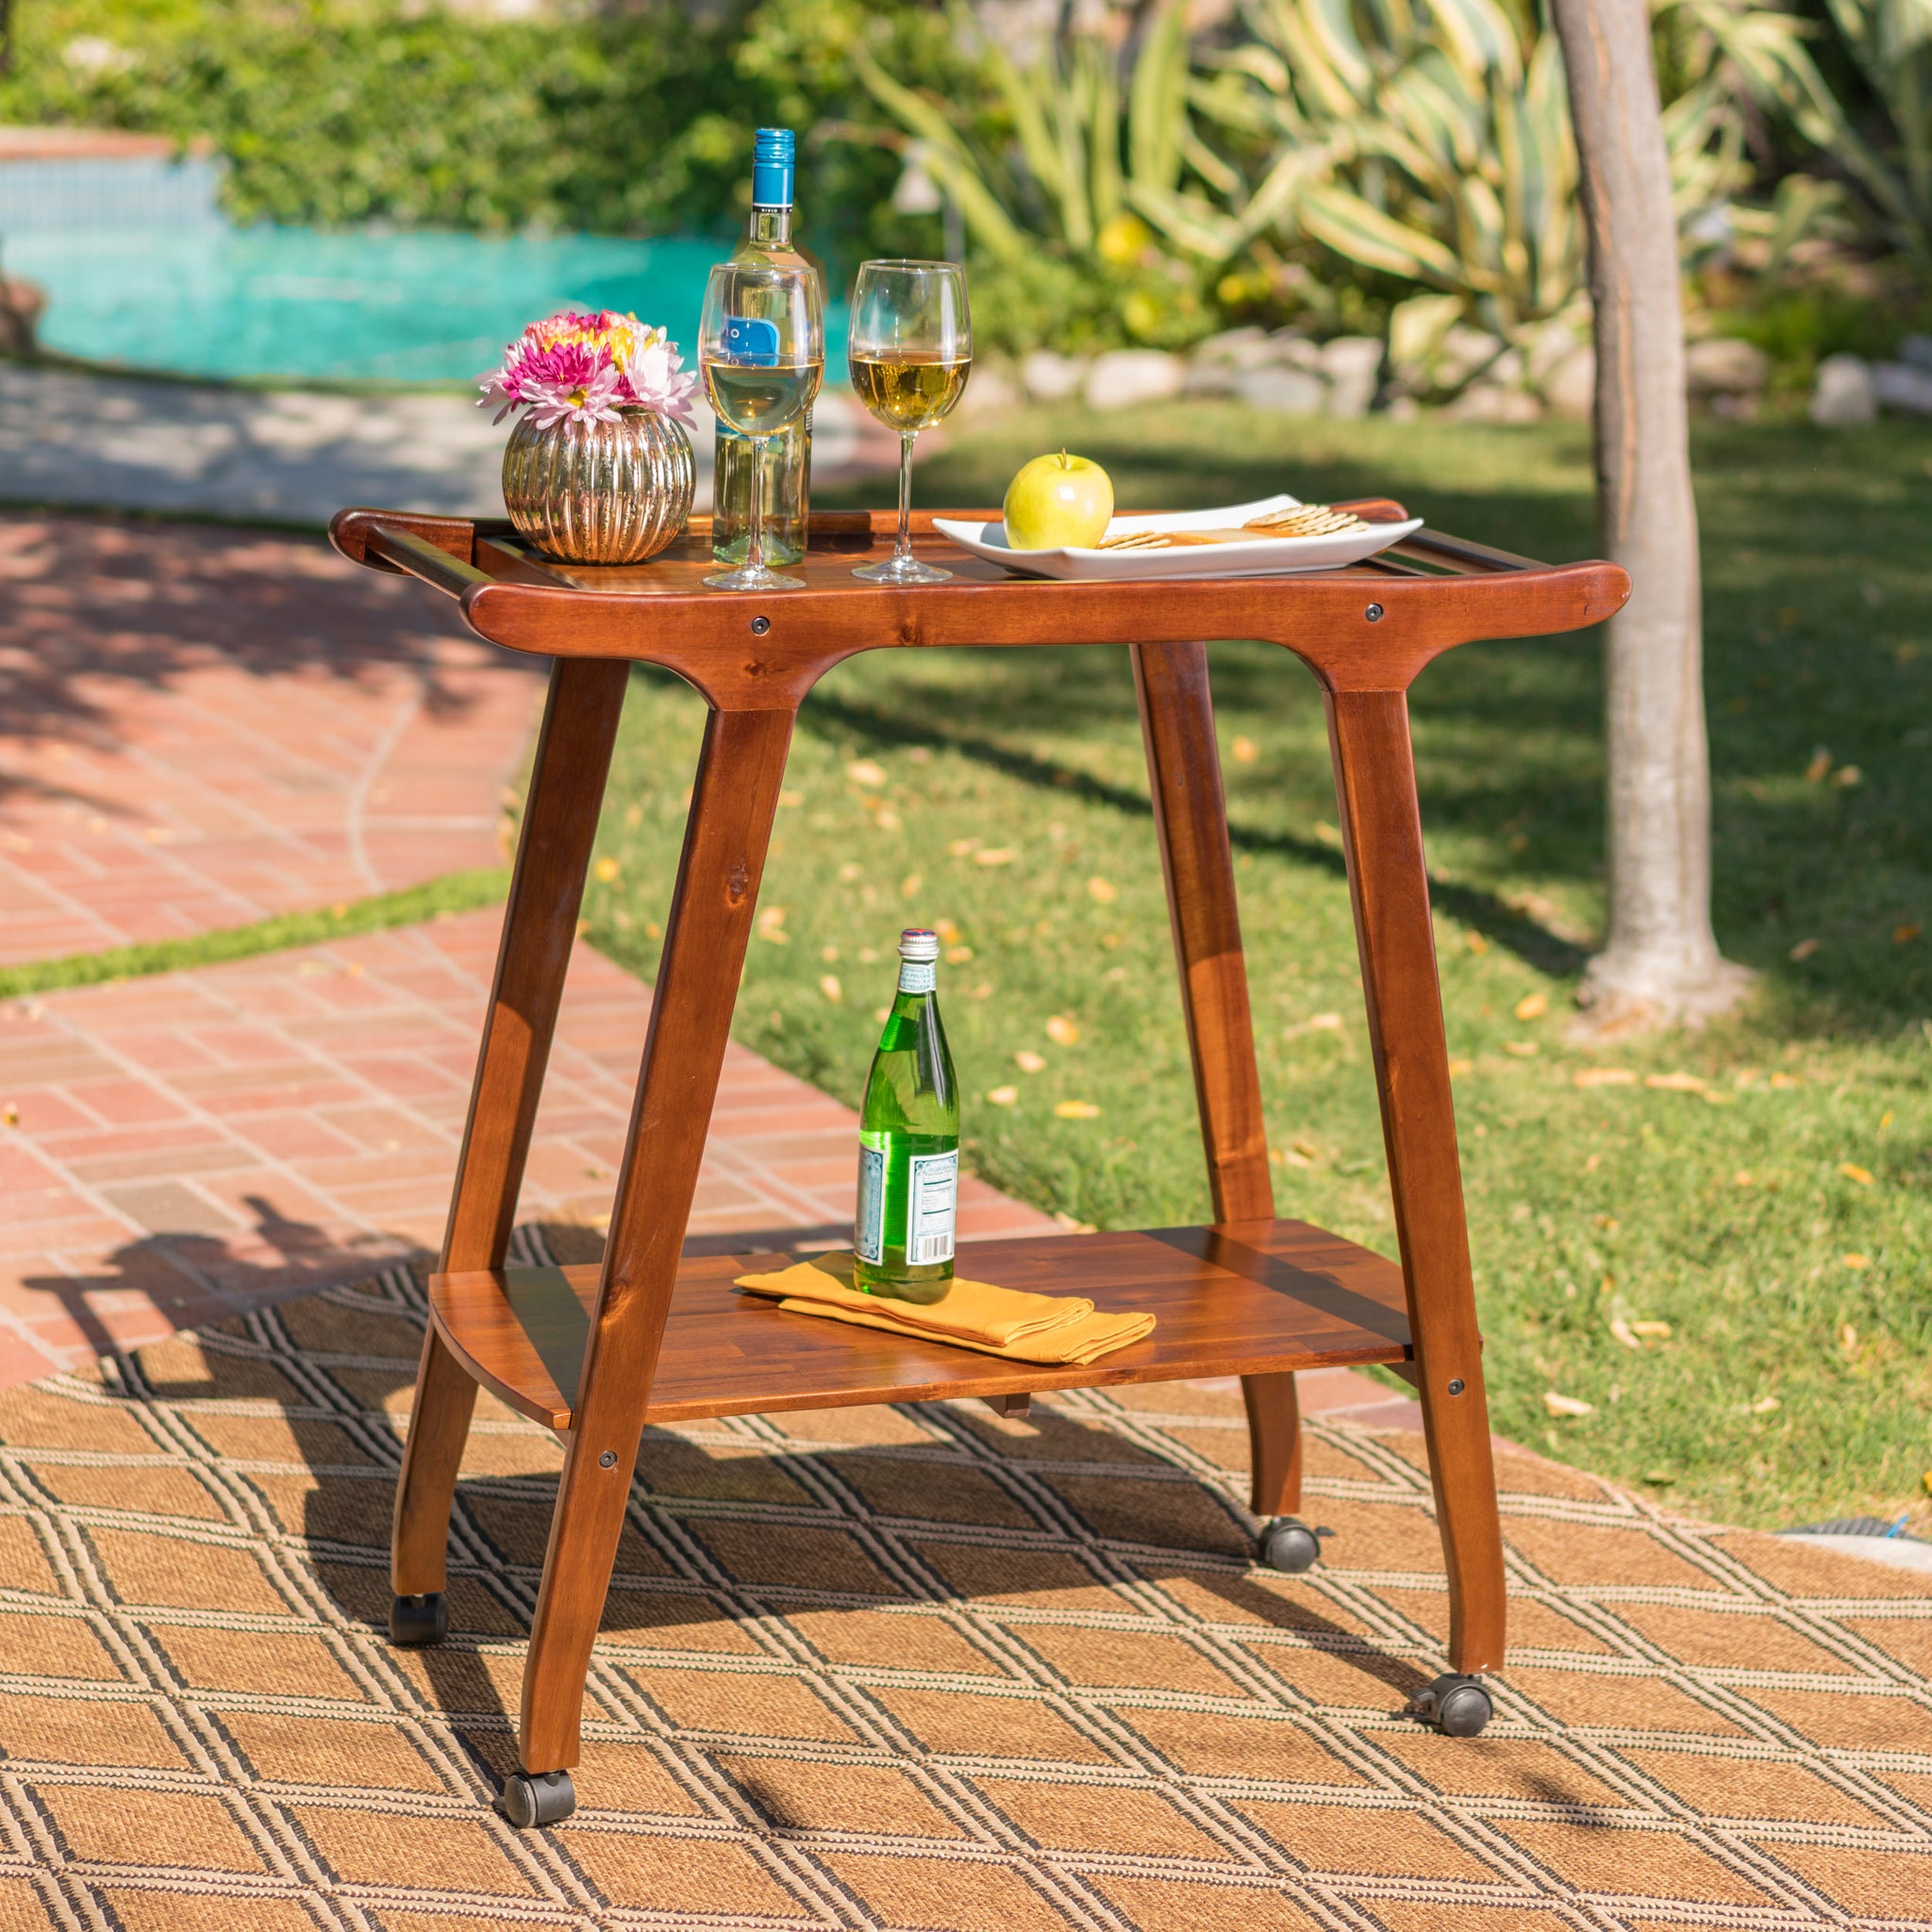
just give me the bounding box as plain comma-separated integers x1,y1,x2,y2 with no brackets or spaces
751,616,771,635
1447,1378,1465,1395
598,1450,617,1468
1365,604,1385,623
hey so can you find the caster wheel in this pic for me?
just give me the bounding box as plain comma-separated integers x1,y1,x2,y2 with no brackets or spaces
388,1592,447,1646
1257,1518,1326,1574
1409,1673,1493,1737
501,1769,575,1829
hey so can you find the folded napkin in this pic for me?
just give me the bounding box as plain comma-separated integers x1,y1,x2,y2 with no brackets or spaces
734,1252,1154,1366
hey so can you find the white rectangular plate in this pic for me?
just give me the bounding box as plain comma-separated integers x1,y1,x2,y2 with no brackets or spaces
933,494,1423,582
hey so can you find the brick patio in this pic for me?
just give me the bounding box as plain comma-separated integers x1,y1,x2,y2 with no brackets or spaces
0,513,543,963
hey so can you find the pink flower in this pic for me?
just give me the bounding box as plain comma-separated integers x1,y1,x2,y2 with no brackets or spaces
476,308,696,425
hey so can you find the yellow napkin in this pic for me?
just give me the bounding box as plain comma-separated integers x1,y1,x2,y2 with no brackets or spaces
734,1253,1154,1366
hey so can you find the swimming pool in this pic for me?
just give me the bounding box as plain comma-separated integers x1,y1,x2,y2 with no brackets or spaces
4,225,850,385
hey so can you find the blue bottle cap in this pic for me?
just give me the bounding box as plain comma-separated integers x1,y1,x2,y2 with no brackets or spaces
751,127,795,210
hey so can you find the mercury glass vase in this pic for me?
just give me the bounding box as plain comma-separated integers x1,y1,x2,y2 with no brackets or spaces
502,408,694,565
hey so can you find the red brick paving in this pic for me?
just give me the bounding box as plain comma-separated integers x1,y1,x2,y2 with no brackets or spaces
0,513,543,963
0,907,1060,1385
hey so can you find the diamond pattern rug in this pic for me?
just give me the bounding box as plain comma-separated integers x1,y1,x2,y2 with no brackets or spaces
2,1236,1930,1929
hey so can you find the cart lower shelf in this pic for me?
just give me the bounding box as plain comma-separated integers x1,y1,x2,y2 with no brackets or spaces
429,1219,1416,1430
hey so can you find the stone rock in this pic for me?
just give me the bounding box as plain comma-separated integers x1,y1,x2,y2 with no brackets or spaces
955,362,1020,419
1319,335,1383,419
1436,325,1507,389
1181,359,1242,396
1444,381,1543,425
1874,360,1932,416
1542,344,1595,421
1900,332,1932,373
1264,331,1325,373
1810,354,1876,426
1685,336,1770,396
1020,349,1087,402
1233,365,1327,415
1522,318,1586,388
1083,349,1186,410
1191,325,1270,365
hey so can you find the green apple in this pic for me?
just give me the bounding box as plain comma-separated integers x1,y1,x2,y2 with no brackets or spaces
1002,449,1114,550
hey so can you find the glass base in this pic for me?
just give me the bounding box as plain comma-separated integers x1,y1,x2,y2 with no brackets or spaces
853,553,952,586
704,562,805,591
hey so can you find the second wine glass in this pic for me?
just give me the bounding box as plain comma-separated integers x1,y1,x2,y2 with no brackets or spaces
847,260,972,585
699,259,823,591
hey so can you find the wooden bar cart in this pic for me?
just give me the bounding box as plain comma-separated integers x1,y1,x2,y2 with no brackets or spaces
329,502,1627,1827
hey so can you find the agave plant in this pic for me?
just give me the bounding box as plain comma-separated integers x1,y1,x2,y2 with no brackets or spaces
1812,0,1932,269
1172,0,1859,340
850,0,1195,267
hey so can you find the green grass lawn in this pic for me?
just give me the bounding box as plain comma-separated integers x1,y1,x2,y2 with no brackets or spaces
576,405,1932,1535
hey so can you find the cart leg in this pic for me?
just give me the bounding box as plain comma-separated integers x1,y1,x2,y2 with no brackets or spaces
1325,688,1506,1674
391,658,630,1614
1131,642,1305,1546
514,704,796,1796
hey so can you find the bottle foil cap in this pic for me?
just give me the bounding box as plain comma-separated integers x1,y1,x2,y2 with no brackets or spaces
898,927,941,964
751,127,795,210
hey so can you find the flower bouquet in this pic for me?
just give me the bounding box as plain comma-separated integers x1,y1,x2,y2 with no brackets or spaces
480,309,699,566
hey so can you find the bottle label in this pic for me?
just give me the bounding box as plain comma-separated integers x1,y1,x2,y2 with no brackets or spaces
721,316,779,366
898,961,936,994
855,1146,886,1264
906,1150,958,1265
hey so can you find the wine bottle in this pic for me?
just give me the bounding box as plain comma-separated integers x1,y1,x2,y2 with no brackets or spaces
714,127,814,567
854,929,959,1303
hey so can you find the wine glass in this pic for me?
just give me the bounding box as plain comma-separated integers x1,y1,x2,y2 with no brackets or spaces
847,260,972,585
699,259,824,591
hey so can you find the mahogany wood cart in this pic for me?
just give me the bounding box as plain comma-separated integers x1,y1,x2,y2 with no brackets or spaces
329,502,1628,1827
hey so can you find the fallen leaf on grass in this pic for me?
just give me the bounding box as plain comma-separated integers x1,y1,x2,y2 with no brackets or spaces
1045,1015,1081,1047
1273,1147,1315,1168
1630,1321,1672,1340
874,809,903,831
1502,1041,1540,1058
1575,1068,1638,1088
987,1085,1018,1107
1751,1396,1781,1415
1831,764,1862,788
1609,1318,1641,1349
946,945,974,963
1514,992,1549,1021
818,975,842,1003
1014,1050,1046,1074
1544,1391,1594,1418
837,862,862,883
1769,1072,1804,1089
1840,1324,1860,1351
1842,1255,1871,1272
901,874,923,897
1839,1163,1874,1186
1895,924,1922,945
1643,1470,1676,1485
974,847,1015,867
1645,1072,1707,1092
1805,748,1832,783
1231,734,1259,763
1465,931,1490,955
946,838,979,858
1055,1100,1101,1120
1790,938,1821,960
593,856,621,883
845,759,887,787
1053,1209,1098,1233
1087,876,1118,904
1284,1012,1343,1040
1448,1058,1474,1076
778,790,804,808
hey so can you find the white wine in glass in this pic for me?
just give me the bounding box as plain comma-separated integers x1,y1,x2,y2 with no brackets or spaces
698,259,823,591
847,261,971,585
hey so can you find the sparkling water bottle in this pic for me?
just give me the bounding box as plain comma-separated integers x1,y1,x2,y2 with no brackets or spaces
854,928,959,1303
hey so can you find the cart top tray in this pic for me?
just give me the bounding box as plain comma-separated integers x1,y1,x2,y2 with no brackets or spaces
430,1219,1415,1430
329,504,1627,699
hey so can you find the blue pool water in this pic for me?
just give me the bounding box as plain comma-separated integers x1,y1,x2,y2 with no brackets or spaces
6,225,849,385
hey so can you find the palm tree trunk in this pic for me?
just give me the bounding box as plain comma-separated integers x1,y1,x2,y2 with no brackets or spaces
1550,0,1750,1030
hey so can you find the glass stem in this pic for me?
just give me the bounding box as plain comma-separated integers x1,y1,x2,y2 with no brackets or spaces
747,436,768,575
894,431,917,565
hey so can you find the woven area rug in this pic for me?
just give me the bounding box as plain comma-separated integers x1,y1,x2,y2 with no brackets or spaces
4,1242,1932,1930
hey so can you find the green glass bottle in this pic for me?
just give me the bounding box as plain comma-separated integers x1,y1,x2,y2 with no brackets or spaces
854,928,959,1303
